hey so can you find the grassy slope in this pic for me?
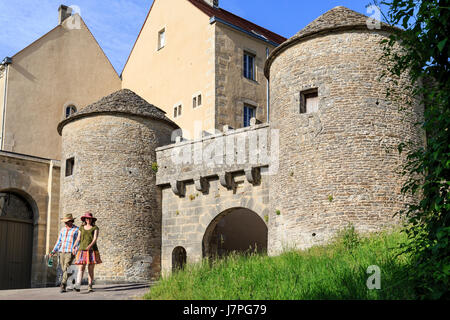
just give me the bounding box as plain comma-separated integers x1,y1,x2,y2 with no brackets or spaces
145,229,415,300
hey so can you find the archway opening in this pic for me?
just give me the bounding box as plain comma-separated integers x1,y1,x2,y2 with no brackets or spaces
172,247,187,272
202,208,268,259
0,192,34,289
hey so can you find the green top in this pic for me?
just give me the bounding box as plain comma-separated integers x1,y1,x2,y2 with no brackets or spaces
79,225,99,251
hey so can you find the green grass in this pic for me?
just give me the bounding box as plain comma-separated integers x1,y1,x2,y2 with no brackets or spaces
145,229,416,300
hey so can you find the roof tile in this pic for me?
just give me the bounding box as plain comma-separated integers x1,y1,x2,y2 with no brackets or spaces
188,0,287,45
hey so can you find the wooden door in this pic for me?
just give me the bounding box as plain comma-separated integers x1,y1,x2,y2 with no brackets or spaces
0,193,34,290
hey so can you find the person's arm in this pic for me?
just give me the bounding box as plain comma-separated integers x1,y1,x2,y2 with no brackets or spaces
72,230,81,255
86,229,99,251
50,230,63,256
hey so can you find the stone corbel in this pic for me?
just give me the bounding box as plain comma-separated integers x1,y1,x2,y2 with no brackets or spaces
170,180,185,197
219,172,234,190
245,167,261,185
194,177,209,193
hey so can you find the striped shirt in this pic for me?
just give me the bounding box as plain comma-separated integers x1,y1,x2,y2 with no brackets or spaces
52,225,79,253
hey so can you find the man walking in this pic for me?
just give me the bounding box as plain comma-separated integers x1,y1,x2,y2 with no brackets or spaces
50,214,79,293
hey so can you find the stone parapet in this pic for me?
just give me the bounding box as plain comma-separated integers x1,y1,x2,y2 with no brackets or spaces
156,122,277,194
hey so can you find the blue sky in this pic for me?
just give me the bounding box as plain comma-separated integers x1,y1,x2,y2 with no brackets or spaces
0,0,384,74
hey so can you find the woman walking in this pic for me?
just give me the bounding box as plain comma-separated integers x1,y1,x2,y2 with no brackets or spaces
73,212,102,292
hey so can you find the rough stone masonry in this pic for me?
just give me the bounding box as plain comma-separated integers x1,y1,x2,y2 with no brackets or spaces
57,7,425,281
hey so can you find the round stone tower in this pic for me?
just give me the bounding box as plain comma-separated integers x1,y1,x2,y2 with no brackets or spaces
265,7,424,254
57,89,179,283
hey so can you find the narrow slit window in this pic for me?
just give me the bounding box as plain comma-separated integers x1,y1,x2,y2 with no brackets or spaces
197,94,202,106
158,28,166,50
65,157,74,177
193,96,197,109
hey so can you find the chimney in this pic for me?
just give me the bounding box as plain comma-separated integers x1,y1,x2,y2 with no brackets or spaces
58,5,72,24
204,0,219,8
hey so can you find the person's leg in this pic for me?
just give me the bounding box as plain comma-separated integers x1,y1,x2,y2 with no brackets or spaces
66,254,76,289
87,264,95,292
60,253,71,292
76,264,85,291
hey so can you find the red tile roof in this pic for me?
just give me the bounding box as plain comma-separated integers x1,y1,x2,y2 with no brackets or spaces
188,0,287,45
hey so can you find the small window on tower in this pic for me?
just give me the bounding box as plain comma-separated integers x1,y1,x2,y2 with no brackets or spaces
193,96,197,109
300,88,319,114
197,94,202,106
65,157,74,177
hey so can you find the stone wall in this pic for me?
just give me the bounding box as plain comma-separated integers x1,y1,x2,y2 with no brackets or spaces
156,123,275,274
159,174,270,275
60,114,173,282
214,23,273,129
0,152,60,287
267,29,424,254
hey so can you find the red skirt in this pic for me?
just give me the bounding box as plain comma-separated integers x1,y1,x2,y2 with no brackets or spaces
74,250,102,265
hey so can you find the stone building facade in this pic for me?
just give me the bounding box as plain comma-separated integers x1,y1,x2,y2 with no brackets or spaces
1,4,426,287
1,0,285,289
0,152,60,288
57,90,178,282
56,6,424,281
264,7,424,254
0,5,121,289
155,123,274,274
121,0,286,139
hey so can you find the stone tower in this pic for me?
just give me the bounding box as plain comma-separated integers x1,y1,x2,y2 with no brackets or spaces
57,89,179,282
265,7,424,254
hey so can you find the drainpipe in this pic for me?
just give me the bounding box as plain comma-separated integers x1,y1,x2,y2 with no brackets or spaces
266,47,270,123
1,57,12,151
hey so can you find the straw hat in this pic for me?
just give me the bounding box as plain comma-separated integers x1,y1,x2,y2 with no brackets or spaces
61,214,75,223
80,212,97,223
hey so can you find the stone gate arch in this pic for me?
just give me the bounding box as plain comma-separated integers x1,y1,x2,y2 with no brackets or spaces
202,207,268,259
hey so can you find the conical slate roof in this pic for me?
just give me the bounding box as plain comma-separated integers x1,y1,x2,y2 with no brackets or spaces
264,6,399,78
57,89,179,135
294,6,392,39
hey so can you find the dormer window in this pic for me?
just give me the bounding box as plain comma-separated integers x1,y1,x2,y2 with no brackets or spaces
65,105,77,118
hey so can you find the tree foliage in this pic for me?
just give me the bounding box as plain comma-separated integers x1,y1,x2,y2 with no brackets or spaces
376,0,449,299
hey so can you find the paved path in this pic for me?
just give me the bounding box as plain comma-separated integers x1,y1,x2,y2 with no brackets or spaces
0,283,152,300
